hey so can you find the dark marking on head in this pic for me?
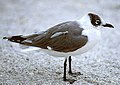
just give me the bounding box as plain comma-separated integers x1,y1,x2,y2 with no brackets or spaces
88,13,102,27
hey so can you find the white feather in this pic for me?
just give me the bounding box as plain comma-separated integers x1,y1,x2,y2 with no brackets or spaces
51,31,68,38
47,46,52,50
21,47,40,52
22,40,32,43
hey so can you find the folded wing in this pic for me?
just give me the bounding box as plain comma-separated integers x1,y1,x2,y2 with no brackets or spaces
3,21,88,52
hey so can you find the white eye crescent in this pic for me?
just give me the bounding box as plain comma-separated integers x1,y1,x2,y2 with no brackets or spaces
95,20,100,25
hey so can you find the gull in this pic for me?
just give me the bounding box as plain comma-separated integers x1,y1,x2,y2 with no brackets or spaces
3,13,114,81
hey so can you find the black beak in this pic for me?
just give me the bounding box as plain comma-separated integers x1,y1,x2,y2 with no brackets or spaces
102,23,114,28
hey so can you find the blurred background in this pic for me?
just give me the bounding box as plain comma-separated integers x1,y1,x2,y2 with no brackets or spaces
0,0,120,85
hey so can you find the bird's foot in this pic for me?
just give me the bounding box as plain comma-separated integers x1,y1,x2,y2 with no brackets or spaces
63,76,66,81
63,78,77,84
68,71,83,77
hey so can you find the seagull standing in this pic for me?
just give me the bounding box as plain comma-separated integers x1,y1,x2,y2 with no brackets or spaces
3,13,114,81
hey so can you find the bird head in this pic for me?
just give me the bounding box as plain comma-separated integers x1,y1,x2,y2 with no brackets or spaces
80,12,114,29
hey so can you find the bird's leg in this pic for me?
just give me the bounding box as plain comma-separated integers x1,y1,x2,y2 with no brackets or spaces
68,56,82,76
63,58,67,81
68,56,72,74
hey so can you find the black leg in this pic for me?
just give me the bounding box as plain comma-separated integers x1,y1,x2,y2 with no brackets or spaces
68,56,72,74
68,56,82,77
63,58,67,81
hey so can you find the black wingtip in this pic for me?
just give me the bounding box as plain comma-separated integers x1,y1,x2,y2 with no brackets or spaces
3,36,11,40
3,37,7,39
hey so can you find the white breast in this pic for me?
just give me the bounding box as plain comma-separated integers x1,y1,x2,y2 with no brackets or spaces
72,29,101,55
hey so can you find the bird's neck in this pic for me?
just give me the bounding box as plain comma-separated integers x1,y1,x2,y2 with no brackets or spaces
77,20,93,30
77,15,94,30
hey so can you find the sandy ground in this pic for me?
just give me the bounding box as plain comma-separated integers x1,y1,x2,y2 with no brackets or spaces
0,0,120,85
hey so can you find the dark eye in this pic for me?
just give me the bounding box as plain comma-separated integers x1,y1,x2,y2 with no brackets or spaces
95,20,101,25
